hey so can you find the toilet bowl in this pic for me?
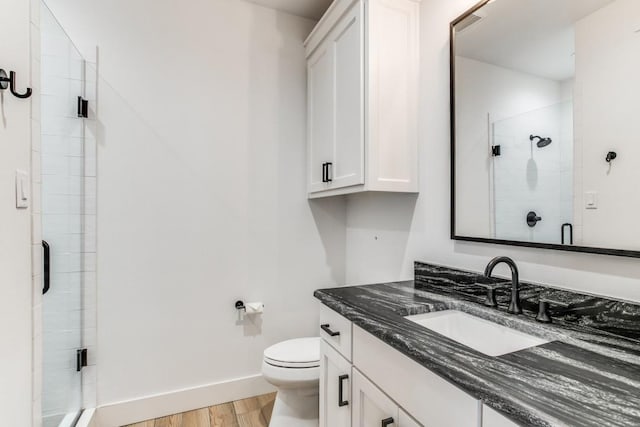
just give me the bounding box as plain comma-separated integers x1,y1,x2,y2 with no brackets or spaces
262,337,320,427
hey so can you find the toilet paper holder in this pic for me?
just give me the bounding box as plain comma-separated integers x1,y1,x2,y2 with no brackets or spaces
235,300,264,314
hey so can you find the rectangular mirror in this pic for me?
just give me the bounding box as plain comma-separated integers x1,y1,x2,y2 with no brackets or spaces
451,0,640,257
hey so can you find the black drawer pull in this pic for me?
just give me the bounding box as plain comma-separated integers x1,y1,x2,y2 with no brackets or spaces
381,417,394,427
321,324,340,337
338,374,349,407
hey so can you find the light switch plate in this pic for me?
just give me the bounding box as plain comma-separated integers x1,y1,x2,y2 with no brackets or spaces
585,191,598,210
15,170,29,209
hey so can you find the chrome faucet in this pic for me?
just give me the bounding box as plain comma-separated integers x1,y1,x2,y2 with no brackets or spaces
484,256,522,315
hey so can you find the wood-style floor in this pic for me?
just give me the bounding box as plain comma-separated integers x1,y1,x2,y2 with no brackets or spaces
124,393,276,427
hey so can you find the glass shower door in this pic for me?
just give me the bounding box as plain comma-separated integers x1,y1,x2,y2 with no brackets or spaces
41,3,86,426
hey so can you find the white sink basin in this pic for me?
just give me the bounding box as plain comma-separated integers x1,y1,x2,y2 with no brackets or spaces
405,310,549,356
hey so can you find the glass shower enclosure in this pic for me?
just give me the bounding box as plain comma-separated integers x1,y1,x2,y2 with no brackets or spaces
40,3,96,426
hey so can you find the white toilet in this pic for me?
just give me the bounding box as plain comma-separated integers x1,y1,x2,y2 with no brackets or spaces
262,337,321,427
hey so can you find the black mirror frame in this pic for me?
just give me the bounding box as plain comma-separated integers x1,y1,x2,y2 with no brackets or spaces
449,0,640,259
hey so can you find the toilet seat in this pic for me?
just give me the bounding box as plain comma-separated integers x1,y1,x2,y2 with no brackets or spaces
263,337,320,369
261,337,320,426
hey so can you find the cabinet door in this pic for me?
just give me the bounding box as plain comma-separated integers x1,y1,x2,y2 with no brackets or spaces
398,409,422,427
320,340,352,427
353,368,398,427
330,0,365,190
307,38,335,193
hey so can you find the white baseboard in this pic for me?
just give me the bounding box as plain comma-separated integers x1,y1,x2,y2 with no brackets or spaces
96,374,275,427
76,408,98,427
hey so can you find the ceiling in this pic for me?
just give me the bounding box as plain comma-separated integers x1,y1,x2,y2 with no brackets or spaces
455,0,615,81
245,0,333,20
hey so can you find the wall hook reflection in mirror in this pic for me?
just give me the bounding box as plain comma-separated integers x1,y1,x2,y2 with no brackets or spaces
606,151,617,163
0,69,33,99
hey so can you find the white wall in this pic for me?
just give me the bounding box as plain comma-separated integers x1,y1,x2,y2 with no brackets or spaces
345,0,640,303
573,0,640,250
0,0,35,425
43,0,346,413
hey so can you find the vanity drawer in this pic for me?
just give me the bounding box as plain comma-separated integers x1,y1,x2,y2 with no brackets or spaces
320,304,353,361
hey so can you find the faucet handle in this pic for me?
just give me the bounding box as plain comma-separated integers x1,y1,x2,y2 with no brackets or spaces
475,281,508,307
484,286,498,307
536,300,552,323
536,290,571,323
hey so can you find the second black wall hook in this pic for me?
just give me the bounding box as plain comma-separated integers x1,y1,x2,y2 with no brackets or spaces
0,68,33,99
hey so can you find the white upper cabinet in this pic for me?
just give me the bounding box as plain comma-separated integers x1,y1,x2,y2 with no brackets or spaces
305,0,420,198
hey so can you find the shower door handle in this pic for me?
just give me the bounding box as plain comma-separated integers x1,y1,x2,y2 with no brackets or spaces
42,240,50,295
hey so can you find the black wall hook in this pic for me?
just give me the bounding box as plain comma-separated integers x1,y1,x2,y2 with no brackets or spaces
606,151,617,163
0,68,33,99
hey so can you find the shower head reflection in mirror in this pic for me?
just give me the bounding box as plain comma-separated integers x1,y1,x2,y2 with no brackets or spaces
530,135,553,148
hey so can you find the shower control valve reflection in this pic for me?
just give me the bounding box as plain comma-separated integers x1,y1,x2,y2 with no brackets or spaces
527,211,542,227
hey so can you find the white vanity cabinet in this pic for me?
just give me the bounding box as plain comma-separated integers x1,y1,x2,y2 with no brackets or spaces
319,303,509,427
305,0,420,198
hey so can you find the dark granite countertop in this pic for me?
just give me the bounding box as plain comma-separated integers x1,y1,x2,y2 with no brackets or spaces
314,262,640,427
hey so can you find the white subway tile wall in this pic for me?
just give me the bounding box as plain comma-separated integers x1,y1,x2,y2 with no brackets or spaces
493,101,574,243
